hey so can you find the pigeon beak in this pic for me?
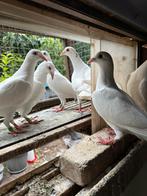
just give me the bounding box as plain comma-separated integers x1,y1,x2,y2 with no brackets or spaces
50,69,54,80
87,57,95,64
60,51,64,56
38,53,48,61
50,70,54,80
45,55,51,61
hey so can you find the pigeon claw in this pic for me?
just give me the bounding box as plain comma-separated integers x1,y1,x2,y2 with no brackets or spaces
74,107,90,113
14,123,29,131
8,130,18,137
29,118,44,124
53,107,64,112
25,116,44,124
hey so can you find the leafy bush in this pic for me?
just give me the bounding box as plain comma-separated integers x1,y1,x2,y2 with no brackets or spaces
0,52,23,82
0,32,66,81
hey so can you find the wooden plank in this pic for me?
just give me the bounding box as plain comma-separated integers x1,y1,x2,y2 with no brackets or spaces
0,156,59,195
0,116,91,163
41,168,60,181
0,0,138,44
11,187,29,196
91,39,106,133
32,97,60,113
0,101,90,149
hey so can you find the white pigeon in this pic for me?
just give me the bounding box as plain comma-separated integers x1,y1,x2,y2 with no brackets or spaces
47,64,77,112
88,51,147,144
0,49,47,134
42,51,77,112
60,46,91,111
127,60,147,113
18,60,55,123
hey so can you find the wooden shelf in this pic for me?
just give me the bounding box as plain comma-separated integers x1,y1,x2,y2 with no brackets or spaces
0,101,91,163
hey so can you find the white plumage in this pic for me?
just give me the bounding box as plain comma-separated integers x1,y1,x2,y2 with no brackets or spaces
0,49,46,133
89,51,147,144
18,60,55,123
47,63,77,111
42,51,77,111
127,60,147,113
60,47,91,110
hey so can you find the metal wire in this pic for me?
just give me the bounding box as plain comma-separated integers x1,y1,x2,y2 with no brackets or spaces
0,28,90,100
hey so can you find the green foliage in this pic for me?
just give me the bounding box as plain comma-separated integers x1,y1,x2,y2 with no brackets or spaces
0,32,66,81
39,37,65,75
0,52,23,82
74,41,90,63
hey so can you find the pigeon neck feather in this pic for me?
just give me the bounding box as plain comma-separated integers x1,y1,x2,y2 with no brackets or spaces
69,54,85,70
96,61,117,90
34,62,48,84
16,57,39,83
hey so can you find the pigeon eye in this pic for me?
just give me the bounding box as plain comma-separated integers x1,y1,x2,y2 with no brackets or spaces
48,66,51,70
43,52,46,55
33,51,37,55
99,54,103,58
66,49,69,52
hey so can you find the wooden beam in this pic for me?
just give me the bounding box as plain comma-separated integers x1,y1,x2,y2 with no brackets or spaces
91,39,106,133
0,0,137,45
0,101,90,149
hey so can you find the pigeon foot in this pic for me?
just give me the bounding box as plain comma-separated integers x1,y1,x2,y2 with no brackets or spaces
25,116,44,124
52,107,64,112
13,122,29,131
74,107,90,113
97,136,115,145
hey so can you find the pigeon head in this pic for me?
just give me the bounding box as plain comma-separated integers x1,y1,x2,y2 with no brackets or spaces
60,47,78,58
46,61,55,80
87,51,113,67
26,49,48,62
41,50,52,61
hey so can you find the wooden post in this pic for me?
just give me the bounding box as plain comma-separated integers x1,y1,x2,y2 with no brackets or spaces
91,39,106,134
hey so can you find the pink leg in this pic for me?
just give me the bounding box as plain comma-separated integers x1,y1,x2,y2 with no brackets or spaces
74,107,91,113
13,122,29,131
97,136,115,145
25,116,44,124
52,105,64,112
8,131,17,137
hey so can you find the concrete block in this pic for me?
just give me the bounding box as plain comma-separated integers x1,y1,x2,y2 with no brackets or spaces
60,129,136,186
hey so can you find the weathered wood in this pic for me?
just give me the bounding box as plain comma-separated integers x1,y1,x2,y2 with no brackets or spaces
0,101,90,149
91,39,106,133
11,187,29,196
0,116,91,163
32,97,60,113
41,168,60,181
0,156,59,195
0,0,138,44
83,140,147,196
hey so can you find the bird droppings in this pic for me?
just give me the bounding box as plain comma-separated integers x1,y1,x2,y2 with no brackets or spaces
26,178,54,196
